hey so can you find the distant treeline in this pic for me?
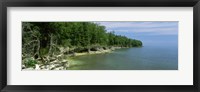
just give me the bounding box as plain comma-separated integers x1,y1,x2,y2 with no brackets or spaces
22,22,142,58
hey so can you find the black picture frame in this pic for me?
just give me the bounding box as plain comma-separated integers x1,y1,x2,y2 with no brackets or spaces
0,0,200,92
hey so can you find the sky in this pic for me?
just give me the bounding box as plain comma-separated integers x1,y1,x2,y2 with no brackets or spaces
96,22,178,47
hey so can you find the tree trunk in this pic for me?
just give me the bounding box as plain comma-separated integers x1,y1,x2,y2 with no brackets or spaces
34,38,40,59
48,34,53,56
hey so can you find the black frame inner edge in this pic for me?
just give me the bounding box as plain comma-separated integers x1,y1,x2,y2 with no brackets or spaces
0,0,199,92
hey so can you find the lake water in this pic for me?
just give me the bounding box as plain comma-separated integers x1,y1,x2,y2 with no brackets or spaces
68,45,178,70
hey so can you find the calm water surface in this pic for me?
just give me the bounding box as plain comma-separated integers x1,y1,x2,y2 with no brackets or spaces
68,45,178,70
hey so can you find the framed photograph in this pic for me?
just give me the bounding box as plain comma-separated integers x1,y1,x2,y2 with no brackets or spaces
0,0,199,92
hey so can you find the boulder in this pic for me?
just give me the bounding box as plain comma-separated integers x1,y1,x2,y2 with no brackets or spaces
35,64,40,70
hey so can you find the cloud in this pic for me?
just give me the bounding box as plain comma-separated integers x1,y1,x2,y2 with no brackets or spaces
96,22,178,35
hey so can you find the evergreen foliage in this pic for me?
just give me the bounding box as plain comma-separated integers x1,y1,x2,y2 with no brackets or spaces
22,22,142,59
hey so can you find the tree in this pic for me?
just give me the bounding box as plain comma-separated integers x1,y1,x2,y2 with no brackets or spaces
22,22,142,58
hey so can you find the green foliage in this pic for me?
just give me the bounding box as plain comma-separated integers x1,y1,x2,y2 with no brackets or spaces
39,48,49,56
24,58,37,68
22,22,142,59
61,39,72,47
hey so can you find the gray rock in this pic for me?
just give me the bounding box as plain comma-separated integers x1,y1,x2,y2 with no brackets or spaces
22,67,34,70
35,64,40,70
22,65,26,69
49,64,56,69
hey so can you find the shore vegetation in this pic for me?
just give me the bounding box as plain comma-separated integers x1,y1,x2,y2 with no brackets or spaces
22,22,142,70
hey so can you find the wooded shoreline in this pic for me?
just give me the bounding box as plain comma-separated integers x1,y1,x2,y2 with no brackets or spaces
22,46,130,70
22,22,142,70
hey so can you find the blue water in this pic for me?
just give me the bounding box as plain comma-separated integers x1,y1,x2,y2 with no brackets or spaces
68,45,178,70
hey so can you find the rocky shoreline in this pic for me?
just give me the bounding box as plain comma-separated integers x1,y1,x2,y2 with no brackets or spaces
22,55,69,70
22,46,125,70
